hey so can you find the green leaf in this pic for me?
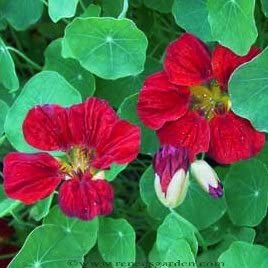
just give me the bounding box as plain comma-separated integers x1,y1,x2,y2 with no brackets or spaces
140,165,169,220
4,71,82,152
0,37,19,92
81,4,101,18
1,0,43,31
218,241,268,268
149,240,196,264
0,99,8,135
8,225,84,268
62,17,148,79
98,218,136,267
118,94,159,155
229,47,268,132
44,205,99,253
101,0,123,17
201,214,256,246
207,0,257,55
95,57,161,108
0,185,20,217
143,0,174,13
44,39,95,100
156,213,198,255
224,159,268,226
172,0,213,41
48,0,78,22
261,0,268,17
105,164,127,182
30,194,54,221
176,177,226,230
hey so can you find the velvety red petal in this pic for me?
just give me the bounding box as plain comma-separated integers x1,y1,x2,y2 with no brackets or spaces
164,33,212,86
3,152,62,204
137,72,190,129
59,178,114,220
157,111,210,161
23,104,71,151
208,112,265,164
68,97,119,147
93,120,140,169
212,45,260,90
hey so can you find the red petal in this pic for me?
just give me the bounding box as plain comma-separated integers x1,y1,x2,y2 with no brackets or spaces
93,120,141,169
208,112,265,164
59,178,114,220
23,104,71,151
137,72,190,129
3,153,62,204
164,33,212,86
212,45,260,90
68,97,119,147
157,111,210,161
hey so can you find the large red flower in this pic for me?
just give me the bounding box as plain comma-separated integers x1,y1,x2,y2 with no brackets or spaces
137,33,265,164
4,97,140,220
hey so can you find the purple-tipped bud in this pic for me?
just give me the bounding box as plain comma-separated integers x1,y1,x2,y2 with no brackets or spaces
191,160,223,198
153,145,190,208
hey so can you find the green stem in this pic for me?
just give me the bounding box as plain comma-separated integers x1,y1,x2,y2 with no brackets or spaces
7,47,42,71
79,0,86,11
118,0,128,19
41,0,48,6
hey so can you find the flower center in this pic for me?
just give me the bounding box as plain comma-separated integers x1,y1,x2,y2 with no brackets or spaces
190,83,231,120
57,147,97,179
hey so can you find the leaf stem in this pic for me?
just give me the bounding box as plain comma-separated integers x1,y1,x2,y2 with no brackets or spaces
118,0,129,19
0,253,17,260
79,0,86,11
7,47,42,71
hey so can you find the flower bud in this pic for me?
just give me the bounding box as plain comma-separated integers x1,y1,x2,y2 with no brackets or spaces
153,145,190,208
190,160,223,197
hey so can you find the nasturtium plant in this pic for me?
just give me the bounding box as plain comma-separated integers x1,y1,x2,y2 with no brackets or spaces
1,0,268,266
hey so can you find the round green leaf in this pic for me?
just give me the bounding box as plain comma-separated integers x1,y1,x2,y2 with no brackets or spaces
149,239,195,263
98,218,136,267
95,57,161,108
1,0,43,31
9,225,84,268
0,37,19,91
143,0,173,13
176,176,226,230
218,241,268,268
118,94,159,155
48,0,78,22
44,39,95,100
0,99,8,135
208,0,257,55
62,17,148,79
44,205,99,253
229,47,268,132
4,71,82,152
224,159,268,226
172,0,213,41
156,213,198,255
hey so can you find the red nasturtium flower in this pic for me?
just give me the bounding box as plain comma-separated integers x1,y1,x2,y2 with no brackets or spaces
137,33,265,164
3,97,140,220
